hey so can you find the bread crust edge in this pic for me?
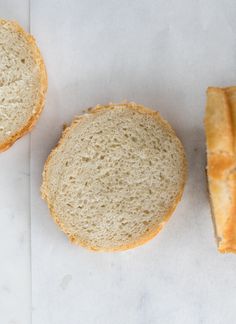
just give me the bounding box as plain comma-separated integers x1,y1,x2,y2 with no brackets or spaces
205,86,236,254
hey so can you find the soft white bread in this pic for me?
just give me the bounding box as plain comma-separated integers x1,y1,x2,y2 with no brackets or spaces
0,19,47,152
205,87,236,253
41,103,187,251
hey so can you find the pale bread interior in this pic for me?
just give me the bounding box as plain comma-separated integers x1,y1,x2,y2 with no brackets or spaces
0,20,42,144
42,105,186,251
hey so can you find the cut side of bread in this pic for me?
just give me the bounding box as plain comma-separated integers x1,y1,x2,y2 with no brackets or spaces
41,103,187,252
0,19,47,152
205,87,236,253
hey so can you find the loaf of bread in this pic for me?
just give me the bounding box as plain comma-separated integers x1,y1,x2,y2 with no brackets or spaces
41,103,187,251
0,19,47,152
205,87,236,253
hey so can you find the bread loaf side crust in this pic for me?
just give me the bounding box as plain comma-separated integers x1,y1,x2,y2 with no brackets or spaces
41,103,187,251
205,87,236,253
0,19,47,152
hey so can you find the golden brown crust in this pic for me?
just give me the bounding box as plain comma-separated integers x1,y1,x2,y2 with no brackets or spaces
0,19,47,152
219,171,236,252
205,88,234,155
41,102,187,252
205,86,236,253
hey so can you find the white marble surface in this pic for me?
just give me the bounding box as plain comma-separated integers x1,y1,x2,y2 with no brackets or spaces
1,1,236,323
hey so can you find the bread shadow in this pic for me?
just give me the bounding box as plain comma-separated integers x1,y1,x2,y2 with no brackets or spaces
181,126,209,212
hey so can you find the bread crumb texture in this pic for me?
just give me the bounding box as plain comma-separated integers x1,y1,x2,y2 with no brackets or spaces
42,103,187,251
0,19,47,151
205,87,236,253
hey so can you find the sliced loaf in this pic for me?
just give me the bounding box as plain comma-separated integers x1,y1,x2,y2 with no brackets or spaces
205,87,236,253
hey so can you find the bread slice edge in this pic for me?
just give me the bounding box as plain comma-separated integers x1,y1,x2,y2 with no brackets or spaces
0,19,47,152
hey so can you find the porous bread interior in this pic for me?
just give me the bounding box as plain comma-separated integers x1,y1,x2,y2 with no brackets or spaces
0,20,42,144
42,104,186,251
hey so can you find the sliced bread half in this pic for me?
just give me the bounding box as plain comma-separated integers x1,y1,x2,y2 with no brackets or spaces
205,87,236,253
41,103,187,251
0,19,47,152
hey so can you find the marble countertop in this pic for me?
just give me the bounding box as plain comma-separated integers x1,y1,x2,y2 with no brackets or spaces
1,1,236,323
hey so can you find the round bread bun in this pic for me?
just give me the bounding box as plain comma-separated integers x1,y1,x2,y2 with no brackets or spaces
42,103,187,251
0,19,47,152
